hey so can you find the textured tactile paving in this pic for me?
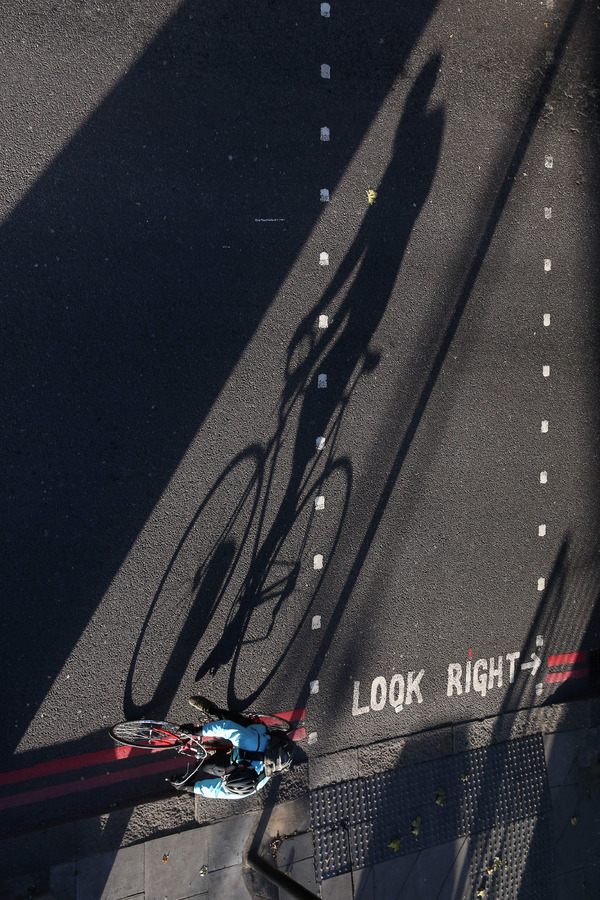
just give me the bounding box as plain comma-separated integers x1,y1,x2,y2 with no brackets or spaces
310,733,553,896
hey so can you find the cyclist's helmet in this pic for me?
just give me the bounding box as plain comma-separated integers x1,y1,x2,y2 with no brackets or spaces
222,765,259,797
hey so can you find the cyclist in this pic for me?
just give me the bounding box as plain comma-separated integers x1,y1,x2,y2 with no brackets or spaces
169,696,294,800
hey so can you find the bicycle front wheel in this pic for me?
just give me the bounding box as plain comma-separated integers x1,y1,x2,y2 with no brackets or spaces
110,720,188,750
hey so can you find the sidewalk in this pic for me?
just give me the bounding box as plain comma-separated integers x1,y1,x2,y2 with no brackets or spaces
4,698,600,899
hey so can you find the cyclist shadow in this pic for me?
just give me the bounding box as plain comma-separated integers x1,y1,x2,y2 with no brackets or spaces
195,53,445,703
124,540,236,719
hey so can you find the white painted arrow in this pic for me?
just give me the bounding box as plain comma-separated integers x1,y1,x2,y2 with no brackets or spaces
520,653,541,677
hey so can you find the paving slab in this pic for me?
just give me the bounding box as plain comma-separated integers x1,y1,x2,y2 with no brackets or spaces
75,844,144,900
145,828,209,900
583,861,600,900
207,813,258,871
397,838,466,900
50,861,76,900
278,857,318,898
319,871,353,900
555,868,586,900
369,854,420,899
551,782,600,878
208,864,252,899
544,730,585,788
277,832,315,870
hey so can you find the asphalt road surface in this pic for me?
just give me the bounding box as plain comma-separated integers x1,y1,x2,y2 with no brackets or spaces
1,0,599,837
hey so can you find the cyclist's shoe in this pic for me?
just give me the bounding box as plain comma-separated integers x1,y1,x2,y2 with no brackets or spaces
188,696,223,719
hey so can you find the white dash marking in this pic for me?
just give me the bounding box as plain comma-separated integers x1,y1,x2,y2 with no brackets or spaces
312,615,322,630
320,126,330,141
545,155,553,169
540,471,548,484
321,64,330,79
543,314,551,327
536,635,544,647
255,218,286,222
539,524,547,537
313,554,323,570
319,252,329,266
544,259,552,272
318,314,329,328
544,207,552,219
310,680,320,694
536,683,544,696
316,436,325,451
394,704,403,714
538,577,546,592
543,365,550,378
320,188,330,202
321,2,331,17
541,420,549,433
308,732,318,745
315,496,325,511
318,373,327,389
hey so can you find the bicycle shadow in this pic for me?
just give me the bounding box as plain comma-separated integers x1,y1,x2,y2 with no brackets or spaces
122,52,445,719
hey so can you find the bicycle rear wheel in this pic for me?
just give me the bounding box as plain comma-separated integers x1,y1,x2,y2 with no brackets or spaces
110,720,188,749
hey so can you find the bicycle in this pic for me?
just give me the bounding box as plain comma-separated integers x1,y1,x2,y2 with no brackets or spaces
109,711,301,787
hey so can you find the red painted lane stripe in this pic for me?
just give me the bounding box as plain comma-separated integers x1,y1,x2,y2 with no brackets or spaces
546,669,589,684
0,756,182,812
548,652,587,667
0,723,309,811
0,745,154,788
259,708,306,726
0,709,306,789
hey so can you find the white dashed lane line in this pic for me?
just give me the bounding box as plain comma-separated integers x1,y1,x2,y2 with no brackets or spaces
535,149,554,695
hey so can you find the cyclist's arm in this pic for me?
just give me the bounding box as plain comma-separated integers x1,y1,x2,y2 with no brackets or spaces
192,775,269,799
